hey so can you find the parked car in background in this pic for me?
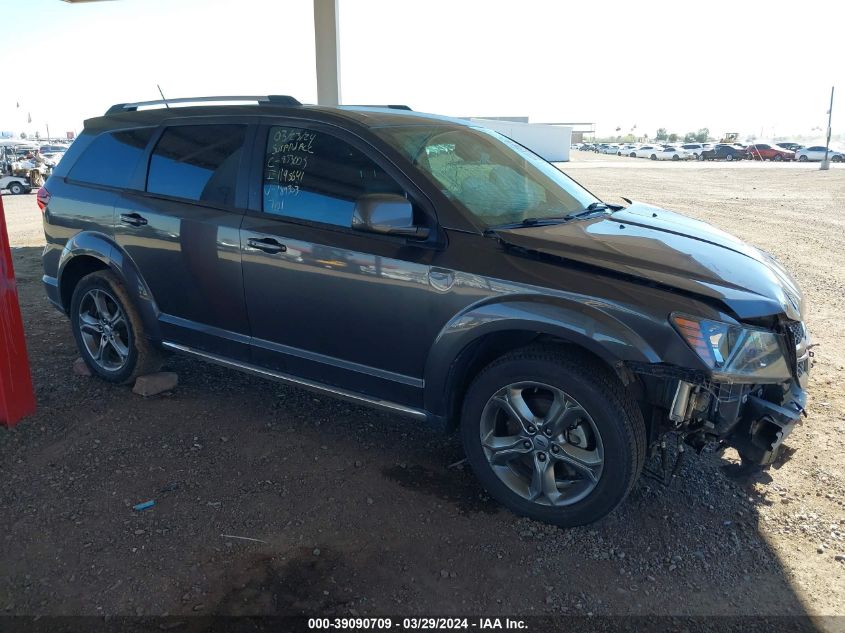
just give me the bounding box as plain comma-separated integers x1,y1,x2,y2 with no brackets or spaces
599,144,619,155
632,144,661,159
40,144,70,154
746,144,795,161
795,146,845,162
617,144,638,156
776,142,803,153
680,143,712,159
654,146,692,161
699,144,745,161
39,94,812,527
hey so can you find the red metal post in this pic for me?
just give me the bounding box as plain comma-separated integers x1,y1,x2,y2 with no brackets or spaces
0,194,36,427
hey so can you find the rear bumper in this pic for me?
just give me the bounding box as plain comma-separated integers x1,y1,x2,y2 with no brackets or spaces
42,275,64,313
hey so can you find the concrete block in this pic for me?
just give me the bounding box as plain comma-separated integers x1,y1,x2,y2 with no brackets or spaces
133,372,178,396
73,357,92,377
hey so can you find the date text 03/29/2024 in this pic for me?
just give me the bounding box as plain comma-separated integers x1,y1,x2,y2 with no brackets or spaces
307,617,528,630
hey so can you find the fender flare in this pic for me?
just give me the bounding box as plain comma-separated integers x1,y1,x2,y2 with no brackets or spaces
57,231,161,341
422,296,661,417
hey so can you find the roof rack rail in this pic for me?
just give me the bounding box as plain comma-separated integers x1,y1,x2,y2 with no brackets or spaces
343,104,413,111
105,95,301,115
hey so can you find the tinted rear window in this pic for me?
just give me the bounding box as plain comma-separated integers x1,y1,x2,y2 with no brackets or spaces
146,124,246,206
67,128,154,188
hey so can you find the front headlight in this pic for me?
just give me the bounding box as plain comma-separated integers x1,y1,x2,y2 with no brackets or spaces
670,314,791,381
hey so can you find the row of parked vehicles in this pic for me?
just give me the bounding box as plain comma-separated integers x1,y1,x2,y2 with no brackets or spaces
0,140,69,194
575,141,845,163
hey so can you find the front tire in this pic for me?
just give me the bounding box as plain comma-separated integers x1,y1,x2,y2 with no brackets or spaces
798,155,808,162
8,182,24,195
460,347,645,527
726,153,734,161
70,270,163,384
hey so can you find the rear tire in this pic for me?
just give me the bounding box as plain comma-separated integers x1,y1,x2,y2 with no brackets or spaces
70,270,163,384
460,346,646,527
773,154,783,162
833,155,843,163
650,154,657,160
726,153,734,161
8,182,24,195
798,155,808,162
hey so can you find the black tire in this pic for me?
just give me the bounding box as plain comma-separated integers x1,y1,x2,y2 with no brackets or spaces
672,154,680,161
460,346,646,527
832,155,843,163
70,270,163,384
8,182,24,195
798,155,808,162
629,153,636,158
650,154,657,160
726,153,734,161
773,154,783,162
698,153,706,161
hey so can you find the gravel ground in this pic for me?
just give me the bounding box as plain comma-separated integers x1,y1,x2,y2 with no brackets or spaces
1,158,843,626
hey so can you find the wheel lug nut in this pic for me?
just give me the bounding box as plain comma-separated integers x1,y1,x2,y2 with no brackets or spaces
523,441,532,449
544,428,552,437
527,425,536,434
537,452,546,462
551,445,560,454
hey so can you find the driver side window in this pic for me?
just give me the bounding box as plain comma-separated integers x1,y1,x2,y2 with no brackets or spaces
262,126,405,227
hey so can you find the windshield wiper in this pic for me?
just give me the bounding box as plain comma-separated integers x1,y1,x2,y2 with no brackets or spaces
486,215,570,231
564,201,611,220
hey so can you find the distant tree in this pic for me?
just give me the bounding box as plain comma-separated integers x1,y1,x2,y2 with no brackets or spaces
695,128,710,142
35,131,40,140
668,133,679,142
655,128,668,141
20,132,27,139
684,132,697,142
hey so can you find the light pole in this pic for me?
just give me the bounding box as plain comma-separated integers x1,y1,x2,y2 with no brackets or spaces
820,86,834,171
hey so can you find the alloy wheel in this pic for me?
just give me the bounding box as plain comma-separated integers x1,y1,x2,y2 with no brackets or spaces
78,289,131,371
479,382,604,507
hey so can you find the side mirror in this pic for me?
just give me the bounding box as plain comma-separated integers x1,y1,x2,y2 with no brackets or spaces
352,193,430,239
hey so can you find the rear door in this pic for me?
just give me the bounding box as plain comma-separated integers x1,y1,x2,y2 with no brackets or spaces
113,120,254,360
239,122,442,406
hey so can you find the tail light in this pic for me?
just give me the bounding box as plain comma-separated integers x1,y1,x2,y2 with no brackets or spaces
36,186,50,212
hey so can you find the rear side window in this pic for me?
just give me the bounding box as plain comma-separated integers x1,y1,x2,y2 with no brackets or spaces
146,124,246,206
262,126,404,226
67,128,153,188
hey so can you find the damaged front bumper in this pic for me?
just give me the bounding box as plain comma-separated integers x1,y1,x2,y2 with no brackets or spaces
726,382,806,465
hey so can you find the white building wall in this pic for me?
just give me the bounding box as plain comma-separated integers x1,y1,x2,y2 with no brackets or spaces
469,119,572,162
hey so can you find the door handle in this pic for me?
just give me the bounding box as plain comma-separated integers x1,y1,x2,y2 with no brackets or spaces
119,213,148,227
247,237,287,254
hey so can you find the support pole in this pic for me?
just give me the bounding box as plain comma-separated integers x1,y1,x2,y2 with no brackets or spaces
0,194,36,427
820,86,834,171
313,0,341,106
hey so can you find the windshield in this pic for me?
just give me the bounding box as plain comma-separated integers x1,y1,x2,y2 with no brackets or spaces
373,124,599,228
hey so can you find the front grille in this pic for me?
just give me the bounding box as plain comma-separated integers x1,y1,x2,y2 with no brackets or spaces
785,321,811,388
787,321,806,348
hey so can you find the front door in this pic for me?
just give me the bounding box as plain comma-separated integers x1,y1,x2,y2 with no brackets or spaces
240,124,441,406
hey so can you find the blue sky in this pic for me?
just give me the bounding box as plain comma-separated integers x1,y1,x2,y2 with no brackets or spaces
2,0,843,139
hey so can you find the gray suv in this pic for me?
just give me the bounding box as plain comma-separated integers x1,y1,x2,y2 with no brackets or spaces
39,95,811,526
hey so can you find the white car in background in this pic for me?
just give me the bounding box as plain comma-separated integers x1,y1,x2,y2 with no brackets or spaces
631,144,662,159
617,144,638,156
680,143,712,159
654,146,692,161
794,145,845,162
598,144,619,154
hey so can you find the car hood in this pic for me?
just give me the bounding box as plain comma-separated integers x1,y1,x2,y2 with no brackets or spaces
494,201,804,321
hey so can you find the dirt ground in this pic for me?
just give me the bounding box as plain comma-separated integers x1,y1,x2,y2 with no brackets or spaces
1,157,844,628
